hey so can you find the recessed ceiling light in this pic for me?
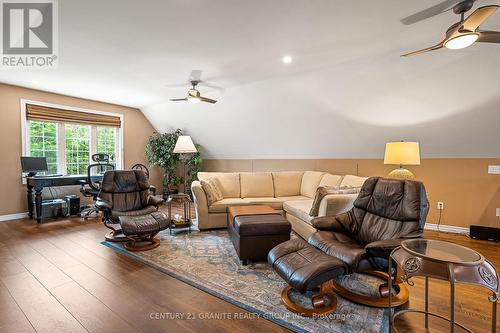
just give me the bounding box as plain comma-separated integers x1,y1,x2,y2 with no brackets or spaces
282,55,292,64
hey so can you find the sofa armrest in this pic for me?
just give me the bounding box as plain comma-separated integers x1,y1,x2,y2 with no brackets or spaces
148,195,164,207
95,198,112,212
318,193,358,217
311,216,345,232
365,239,405,258
191,180,209,229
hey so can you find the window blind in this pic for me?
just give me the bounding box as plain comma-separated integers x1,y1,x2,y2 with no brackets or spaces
26,104,121,128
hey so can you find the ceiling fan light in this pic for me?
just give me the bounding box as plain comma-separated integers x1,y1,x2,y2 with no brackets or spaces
187,96,200,104
444,32,479,50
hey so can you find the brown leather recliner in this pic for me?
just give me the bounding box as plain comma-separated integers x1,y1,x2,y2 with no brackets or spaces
308,176,429,307
96,170,164,242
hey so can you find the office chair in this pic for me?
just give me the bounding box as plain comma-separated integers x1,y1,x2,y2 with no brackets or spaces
92,153,110,164
131,163,156,195
79,163,114,219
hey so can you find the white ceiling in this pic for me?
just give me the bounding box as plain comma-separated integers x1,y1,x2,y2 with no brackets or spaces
2,0,500,158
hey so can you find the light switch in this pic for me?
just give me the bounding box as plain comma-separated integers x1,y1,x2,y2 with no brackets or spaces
488,165,500,174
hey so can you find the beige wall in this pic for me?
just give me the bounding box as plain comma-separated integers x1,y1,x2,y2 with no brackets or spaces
203,158,500,229
0,83,162,216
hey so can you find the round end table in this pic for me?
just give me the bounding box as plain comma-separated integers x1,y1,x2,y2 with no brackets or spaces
389,239,498,333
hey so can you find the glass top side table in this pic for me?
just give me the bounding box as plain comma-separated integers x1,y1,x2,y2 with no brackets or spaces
389,239,498,333
166,193,192,235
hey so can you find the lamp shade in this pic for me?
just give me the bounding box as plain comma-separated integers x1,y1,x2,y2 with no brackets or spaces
173,135,197,154
384,142,420,165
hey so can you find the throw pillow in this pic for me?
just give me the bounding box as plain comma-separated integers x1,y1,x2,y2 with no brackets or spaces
309,185,361,217
200,179,223,205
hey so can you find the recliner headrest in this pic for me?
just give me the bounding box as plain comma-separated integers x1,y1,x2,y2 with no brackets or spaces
354,177,427,223
101,170,151,193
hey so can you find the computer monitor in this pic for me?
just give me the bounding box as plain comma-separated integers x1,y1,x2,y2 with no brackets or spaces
21,156,48,176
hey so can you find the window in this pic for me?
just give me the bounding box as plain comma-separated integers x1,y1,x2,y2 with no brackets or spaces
96,126,117,162
29,121,58,174
65,124,90,175
23,101,122,175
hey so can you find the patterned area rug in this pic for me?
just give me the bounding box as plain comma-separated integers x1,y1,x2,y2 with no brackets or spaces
103,230,388,333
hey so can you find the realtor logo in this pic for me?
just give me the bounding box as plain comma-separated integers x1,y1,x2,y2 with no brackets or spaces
1,0,58,68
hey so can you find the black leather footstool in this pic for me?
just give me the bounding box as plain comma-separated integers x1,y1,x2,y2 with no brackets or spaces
268,238,348,317
119,211,169,251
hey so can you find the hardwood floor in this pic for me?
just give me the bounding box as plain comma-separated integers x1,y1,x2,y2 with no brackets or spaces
0,211,498,333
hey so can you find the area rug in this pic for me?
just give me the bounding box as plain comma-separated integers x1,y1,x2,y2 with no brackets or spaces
103,230,388,333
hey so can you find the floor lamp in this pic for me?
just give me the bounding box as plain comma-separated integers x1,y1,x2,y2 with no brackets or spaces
173,135,198,194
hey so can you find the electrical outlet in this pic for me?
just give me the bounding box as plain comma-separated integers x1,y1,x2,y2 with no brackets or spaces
437,202,444,210
496,208,500,217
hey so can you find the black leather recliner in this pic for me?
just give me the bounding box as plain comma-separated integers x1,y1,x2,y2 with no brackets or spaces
96,170,164,242
269,177,429,313
309,176,428,307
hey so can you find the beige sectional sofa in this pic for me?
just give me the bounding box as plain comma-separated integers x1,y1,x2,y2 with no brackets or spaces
191,171,367,239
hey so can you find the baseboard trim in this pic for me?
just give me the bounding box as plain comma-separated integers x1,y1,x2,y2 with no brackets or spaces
425,223,469,235
0,212,29,222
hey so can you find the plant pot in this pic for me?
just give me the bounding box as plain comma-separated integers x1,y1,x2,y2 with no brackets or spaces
163,188,179,199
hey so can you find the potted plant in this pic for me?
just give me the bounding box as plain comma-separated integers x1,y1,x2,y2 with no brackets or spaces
145,129,202,198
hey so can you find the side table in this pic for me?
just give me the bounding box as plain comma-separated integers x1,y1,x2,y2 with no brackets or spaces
389,239,498,333
166,194,192,235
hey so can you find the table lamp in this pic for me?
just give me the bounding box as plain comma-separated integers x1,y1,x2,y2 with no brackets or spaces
173,135,198,194
384,141,420,179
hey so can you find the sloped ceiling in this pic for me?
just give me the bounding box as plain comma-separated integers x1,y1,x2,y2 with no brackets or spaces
1,0,500,158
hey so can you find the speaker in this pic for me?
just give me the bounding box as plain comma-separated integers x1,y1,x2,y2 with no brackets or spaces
469,225,500,242
65,195,80,216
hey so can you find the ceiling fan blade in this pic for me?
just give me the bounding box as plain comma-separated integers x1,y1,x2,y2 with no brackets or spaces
199,96,217,104
400,0,464,25
170,98,187,102
189,70,203,82
198,81,225,92
401,43,444,57
477,30,500,43
462,5,499,31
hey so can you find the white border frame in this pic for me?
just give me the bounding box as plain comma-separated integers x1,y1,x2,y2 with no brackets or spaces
20,99,124,173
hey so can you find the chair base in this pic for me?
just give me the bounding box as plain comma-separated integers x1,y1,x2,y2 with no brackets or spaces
330,271,409,308
105,230,128,242
124,237,160,252
281,281,338,317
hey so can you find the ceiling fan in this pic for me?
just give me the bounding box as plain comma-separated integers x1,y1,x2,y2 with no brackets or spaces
401,0,500,57
169,70,220,104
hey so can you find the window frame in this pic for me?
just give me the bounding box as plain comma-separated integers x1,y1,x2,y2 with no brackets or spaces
21,99,124,175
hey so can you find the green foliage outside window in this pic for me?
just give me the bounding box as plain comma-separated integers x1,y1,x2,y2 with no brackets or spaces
96,127,116,162
29,121,58,174
65,124,90,175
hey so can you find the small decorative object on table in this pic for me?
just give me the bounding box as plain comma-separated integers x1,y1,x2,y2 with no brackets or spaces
388,239,498,333
166,193,192,235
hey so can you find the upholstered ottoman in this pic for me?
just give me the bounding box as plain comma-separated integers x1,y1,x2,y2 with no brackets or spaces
119,211,169,251
228,205,291,265
268,238,348,317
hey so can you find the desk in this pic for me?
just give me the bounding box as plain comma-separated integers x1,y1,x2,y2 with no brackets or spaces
26,175,103,223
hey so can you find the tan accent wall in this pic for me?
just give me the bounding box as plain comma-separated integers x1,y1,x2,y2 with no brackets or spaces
203,159,500,229
0,83,162,216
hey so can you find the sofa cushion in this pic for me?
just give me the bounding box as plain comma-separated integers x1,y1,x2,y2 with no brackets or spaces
198,172,240,198
208,198,251,213
242,197,284,210
240,172,274,198
272,171,304,197
283,199,314,224
319,174,343,187
300,171,325,198
340,175,368,188
200,179,223,205
309,186,361,217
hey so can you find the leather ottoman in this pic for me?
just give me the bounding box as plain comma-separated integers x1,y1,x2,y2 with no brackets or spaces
119,211,169,251
268,238,348,316
228,205,291,265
